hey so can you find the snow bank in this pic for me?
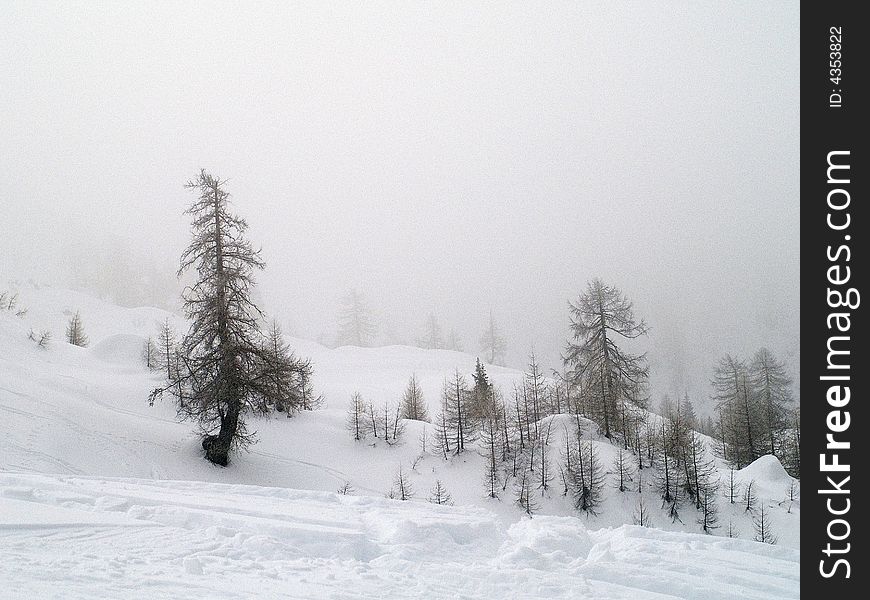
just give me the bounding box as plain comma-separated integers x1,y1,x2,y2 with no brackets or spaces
738,455,792,485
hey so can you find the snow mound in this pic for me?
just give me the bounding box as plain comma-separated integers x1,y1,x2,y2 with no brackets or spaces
738,455,792,485
500,515,593,567
88,333,147,365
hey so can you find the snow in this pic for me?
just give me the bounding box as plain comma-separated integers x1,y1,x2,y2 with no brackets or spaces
0,282,800,598
0,472,799,600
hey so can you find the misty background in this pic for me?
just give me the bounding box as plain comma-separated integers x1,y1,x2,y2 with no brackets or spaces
0,2,800,414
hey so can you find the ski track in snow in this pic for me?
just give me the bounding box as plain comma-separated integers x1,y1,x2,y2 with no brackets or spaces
0,473,799,600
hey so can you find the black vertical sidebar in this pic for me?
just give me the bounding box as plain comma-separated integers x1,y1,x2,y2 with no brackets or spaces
802,1,865,596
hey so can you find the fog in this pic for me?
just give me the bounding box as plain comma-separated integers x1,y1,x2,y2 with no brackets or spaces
1,2,799,412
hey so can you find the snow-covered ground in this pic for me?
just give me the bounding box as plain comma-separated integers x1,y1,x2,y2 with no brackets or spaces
0,473,799,599
0,282,799,598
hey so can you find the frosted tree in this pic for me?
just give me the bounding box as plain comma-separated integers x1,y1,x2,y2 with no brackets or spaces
533,435,554,493
148,170,283,466
419,313,445,349
656,420,682,522
613,449,634,492
431,401,452,459
142,336,158,369
684,431,717,510
634,495,652,527
743,479,758,513
336,289,377,347
260,320,301,414
750,348,794,457
156,318,177,385
524,353,547,440
447,328,463,352
468,358,494,421
400,374,429,421
568,439,604,514
346,392,369,441
379,401,405,445
753,504,777,544
428,480,453,505
726,521,739,538
712,355,759,467
480,412,502,498
479,311,507,365
563,279,649,439
514,462,538,516
725,467,740,504
28,329,52,349
296,357,322,411
698,480,720,533
65,311,89,347
389,465,414,501
783,406,801,477
443,369,473,454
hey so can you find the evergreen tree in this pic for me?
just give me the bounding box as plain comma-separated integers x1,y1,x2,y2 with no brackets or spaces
468,358,494,420
564,279,649,439
65,311,89,347
479,311,507,365
336,289,377,347
400,374,429,421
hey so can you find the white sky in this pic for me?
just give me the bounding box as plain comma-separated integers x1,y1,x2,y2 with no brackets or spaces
1,1,800,410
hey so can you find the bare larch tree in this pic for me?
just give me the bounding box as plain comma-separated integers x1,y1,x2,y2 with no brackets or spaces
564,278,649,439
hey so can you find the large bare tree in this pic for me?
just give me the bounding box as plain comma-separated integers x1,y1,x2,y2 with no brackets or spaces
150,170,296,466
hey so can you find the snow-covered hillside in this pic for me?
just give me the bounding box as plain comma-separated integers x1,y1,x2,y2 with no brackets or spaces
0,283,800,598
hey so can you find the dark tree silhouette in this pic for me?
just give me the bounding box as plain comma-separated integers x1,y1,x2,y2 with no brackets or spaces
149,170,285,466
